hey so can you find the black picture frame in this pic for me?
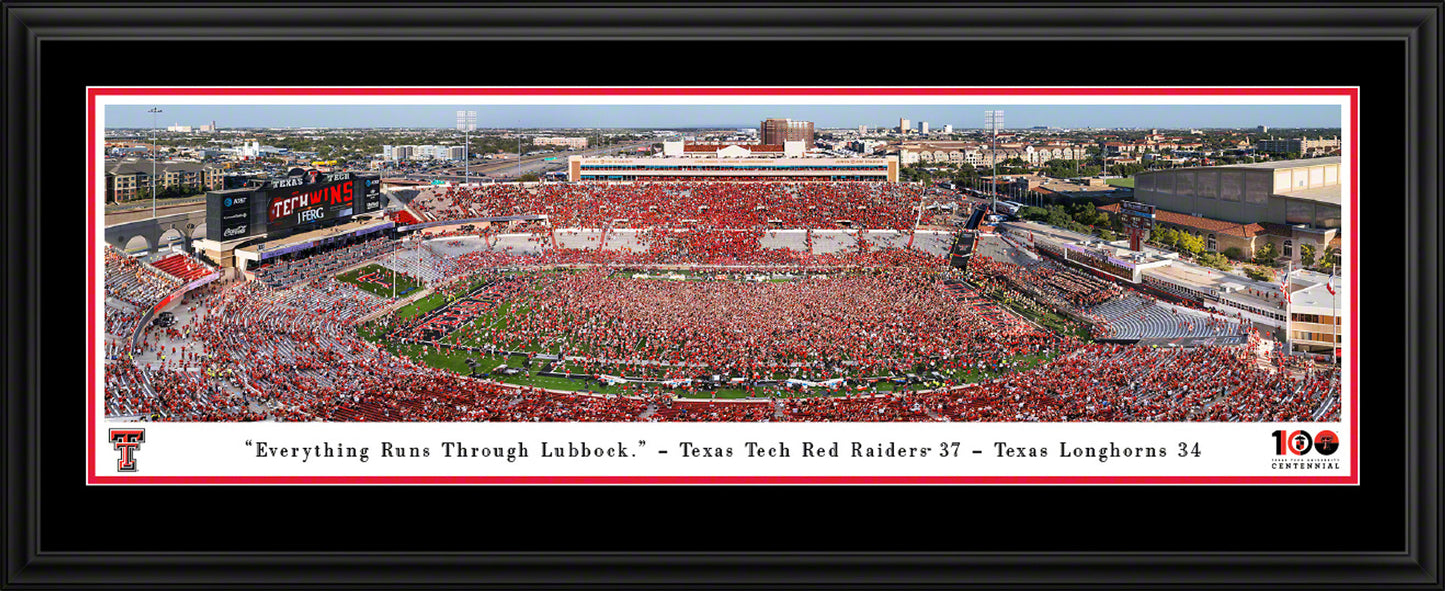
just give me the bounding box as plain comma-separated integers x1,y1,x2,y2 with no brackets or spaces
4,2,1439,588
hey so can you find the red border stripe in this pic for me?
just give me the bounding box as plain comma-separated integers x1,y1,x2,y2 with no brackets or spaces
87,89,98,480
87,87,1359,485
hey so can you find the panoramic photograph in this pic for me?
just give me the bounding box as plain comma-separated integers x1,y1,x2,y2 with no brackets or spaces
99,97,1346,424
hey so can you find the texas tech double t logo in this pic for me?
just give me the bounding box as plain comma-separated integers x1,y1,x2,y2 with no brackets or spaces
109,428,145,472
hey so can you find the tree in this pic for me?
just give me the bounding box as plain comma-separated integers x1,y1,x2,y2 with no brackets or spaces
1094,228,1118,241
1149,226,1179,250
1195,251,1233,271
900,164,935,184
1108,212,1125,233
1108,163,1145,178
1044,205,1073,228
1300,243,1316,268
1017,206,1048,222
1319,245,1341,270
951,164,979,185
1069,202,1100,226
1175,231,1205,256
1243,266,1273,282
1041,159,1086,179
1222,246,1245,261
1253,241,1280,265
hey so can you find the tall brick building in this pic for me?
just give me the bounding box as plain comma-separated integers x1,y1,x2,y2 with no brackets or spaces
759,118,814,146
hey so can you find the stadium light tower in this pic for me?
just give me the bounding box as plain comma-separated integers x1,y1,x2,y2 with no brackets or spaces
984,110,1003,215
457,110,476,184
148,107,163,220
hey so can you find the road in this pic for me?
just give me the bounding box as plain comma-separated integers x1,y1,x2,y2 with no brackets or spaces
105,200,208,226
102,142,645,225
401,142,652,182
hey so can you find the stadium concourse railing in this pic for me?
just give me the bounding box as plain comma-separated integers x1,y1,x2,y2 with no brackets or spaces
127,264,221,351
395,214,548,233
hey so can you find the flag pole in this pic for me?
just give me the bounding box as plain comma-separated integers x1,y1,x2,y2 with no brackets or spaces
1332,262,1338,366
1282,260,1292,356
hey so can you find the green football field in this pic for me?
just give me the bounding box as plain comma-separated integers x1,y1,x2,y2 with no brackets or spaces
335,264,425,299
369,336,1057,400
355,272,1061,399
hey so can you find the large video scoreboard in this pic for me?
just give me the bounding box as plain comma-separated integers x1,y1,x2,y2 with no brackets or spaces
266,174,357,232
205,171,383,242
1118,200,1156,252
1119,200,1156,230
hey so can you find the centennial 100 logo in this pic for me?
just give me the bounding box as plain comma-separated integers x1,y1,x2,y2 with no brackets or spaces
1269,430,1341,471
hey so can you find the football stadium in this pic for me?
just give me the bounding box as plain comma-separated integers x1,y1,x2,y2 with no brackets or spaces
103,176,1342,423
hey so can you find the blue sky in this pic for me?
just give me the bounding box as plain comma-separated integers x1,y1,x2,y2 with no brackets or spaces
105,104,1342,130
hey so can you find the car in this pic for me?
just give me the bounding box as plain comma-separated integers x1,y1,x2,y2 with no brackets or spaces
152,312,176,328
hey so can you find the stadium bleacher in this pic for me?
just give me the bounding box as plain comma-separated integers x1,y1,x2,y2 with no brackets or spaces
101,180,1340,424
1088,293,1246,341
104,245,184,309
150,253,215,282
251,237,400,290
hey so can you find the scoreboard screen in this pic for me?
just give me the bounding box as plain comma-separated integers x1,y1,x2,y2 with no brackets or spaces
265,176,356,232
1119,200,1156,231
206,172,382,241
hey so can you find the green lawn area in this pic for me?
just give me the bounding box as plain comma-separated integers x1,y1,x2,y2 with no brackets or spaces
335,264,425,299
373,334,1057,399
1106,177,1135,188
355,271,1068,399
392,291,453,322
361,303,1060,399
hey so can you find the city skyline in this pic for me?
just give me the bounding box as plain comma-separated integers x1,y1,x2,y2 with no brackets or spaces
105,104,1342,131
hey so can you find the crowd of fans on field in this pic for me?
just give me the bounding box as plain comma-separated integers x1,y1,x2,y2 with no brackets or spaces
398,267,1063,383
